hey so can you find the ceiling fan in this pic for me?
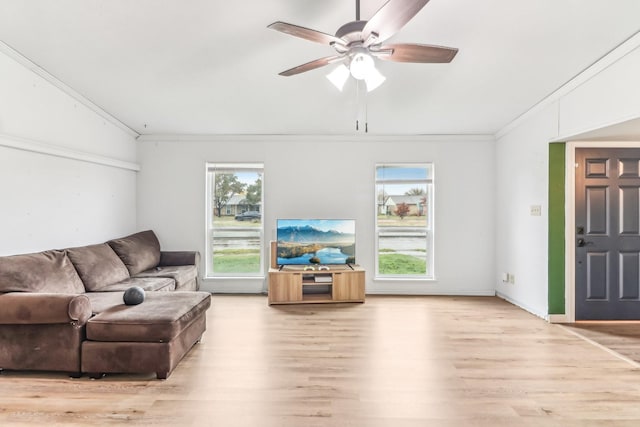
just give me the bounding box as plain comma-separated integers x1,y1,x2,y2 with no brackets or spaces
268,0,458,91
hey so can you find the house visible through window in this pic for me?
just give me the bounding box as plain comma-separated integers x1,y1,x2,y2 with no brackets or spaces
206,163,264,277
375,164,433,279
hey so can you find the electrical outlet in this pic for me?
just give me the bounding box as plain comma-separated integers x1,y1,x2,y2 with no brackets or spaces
508,274,515,284
530,205,542,216
501,272,509,282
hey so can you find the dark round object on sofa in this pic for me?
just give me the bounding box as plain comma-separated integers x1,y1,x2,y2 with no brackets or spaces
123,286,145,305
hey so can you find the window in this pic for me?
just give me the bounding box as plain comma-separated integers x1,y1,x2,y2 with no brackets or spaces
206,163,264,277
375,164,433,279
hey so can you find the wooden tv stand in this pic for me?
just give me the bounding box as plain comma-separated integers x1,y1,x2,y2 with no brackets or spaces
268,265,365,305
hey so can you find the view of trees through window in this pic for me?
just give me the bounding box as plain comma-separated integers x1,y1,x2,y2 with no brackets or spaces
206,164,264,277
376,164,433,278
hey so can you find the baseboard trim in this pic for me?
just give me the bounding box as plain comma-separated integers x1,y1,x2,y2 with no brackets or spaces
496,291,547,320
366,289,496,296
548,314,570,324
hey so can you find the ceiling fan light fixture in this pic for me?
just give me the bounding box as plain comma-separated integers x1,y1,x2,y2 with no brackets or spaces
349,51,375,80
364,67,386,92
326,64,350,91
270,0,458,93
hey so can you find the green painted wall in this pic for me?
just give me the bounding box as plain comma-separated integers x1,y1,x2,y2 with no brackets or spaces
548,143,566,314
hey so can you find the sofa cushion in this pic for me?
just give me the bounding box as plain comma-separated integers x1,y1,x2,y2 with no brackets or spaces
84,278,176,315
0,250,85,294
86,292,211,342
67,243,130,291
134,265,197,290
95,277,176,293
84,291,128,315
107,230,161,276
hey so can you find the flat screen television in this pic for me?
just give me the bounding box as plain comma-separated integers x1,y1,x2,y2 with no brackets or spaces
276,219,356,266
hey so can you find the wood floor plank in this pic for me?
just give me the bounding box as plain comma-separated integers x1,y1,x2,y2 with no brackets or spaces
2,295,640,426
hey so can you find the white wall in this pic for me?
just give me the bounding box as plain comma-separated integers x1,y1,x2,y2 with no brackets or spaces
137,136,496,295
495,104,558,316
0,47,138,255
559,46,640,138
495,39,640,319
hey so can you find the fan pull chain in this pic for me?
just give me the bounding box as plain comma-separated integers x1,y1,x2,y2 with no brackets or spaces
355,79,360,131
365,90,369,133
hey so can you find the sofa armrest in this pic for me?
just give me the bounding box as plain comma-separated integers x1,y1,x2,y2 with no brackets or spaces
159,251,200,267
0,293,92,327
159,251,201,290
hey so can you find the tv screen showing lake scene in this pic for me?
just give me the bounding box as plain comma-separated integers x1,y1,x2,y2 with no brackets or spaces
276,219,356,265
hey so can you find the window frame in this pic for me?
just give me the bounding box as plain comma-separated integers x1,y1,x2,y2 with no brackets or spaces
374,163,434,280
205,162,264,279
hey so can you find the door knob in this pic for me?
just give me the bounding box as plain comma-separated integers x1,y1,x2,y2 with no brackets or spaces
577,238,593,247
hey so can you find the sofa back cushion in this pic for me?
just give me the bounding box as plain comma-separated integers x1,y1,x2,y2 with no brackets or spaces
0,250,85,293
107,230,161,276
67,243,130,291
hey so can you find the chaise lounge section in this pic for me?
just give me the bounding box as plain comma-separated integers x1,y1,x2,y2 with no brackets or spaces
82,292,210,379
0,230,211,379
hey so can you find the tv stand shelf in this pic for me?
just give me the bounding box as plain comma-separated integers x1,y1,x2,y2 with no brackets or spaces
268,266,365,305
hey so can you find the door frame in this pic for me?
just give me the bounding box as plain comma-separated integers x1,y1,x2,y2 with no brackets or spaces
563,141,640,322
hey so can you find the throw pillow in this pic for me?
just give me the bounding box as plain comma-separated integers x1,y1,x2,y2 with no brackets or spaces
0,250,85,293
67,243,130,291
107,230,161,276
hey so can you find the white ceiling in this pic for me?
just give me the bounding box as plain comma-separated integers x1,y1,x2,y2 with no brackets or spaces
0,0,639,136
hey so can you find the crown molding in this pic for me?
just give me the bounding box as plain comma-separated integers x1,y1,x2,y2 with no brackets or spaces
0,132,140,172
0,40,139,138
495,30,640,140
136,133,495,143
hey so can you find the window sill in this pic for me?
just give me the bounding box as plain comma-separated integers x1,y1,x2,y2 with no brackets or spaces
374,276,437,282
204,275,265,280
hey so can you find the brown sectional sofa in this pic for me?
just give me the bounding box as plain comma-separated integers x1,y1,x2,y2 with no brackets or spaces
0,230,211,379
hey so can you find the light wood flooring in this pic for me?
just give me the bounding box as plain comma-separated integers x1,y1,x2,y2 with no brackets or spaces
2,295,640,426
561,322,640,368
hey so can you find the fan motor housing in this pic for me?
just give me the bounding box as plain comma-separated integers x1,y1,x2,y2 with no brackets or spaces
335,20,367,44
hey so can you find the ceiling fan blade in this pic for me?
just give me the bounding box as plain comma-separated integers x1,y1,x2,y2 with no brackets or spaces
268,21,345,47
375,43,458,63
278,55,345,77
362,0,430,46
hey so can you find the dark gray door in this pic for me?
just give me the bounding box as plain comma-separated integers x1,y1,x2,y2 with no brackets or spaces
576,147,640,320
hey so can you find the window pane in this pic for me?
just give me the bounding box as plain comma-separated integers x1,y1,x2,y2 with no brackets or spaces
378,231,428,275
207,164,264,277
376,165,430,181
375,163,433,279
377,183,428,228
212,228,262,273
212,171,262,227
